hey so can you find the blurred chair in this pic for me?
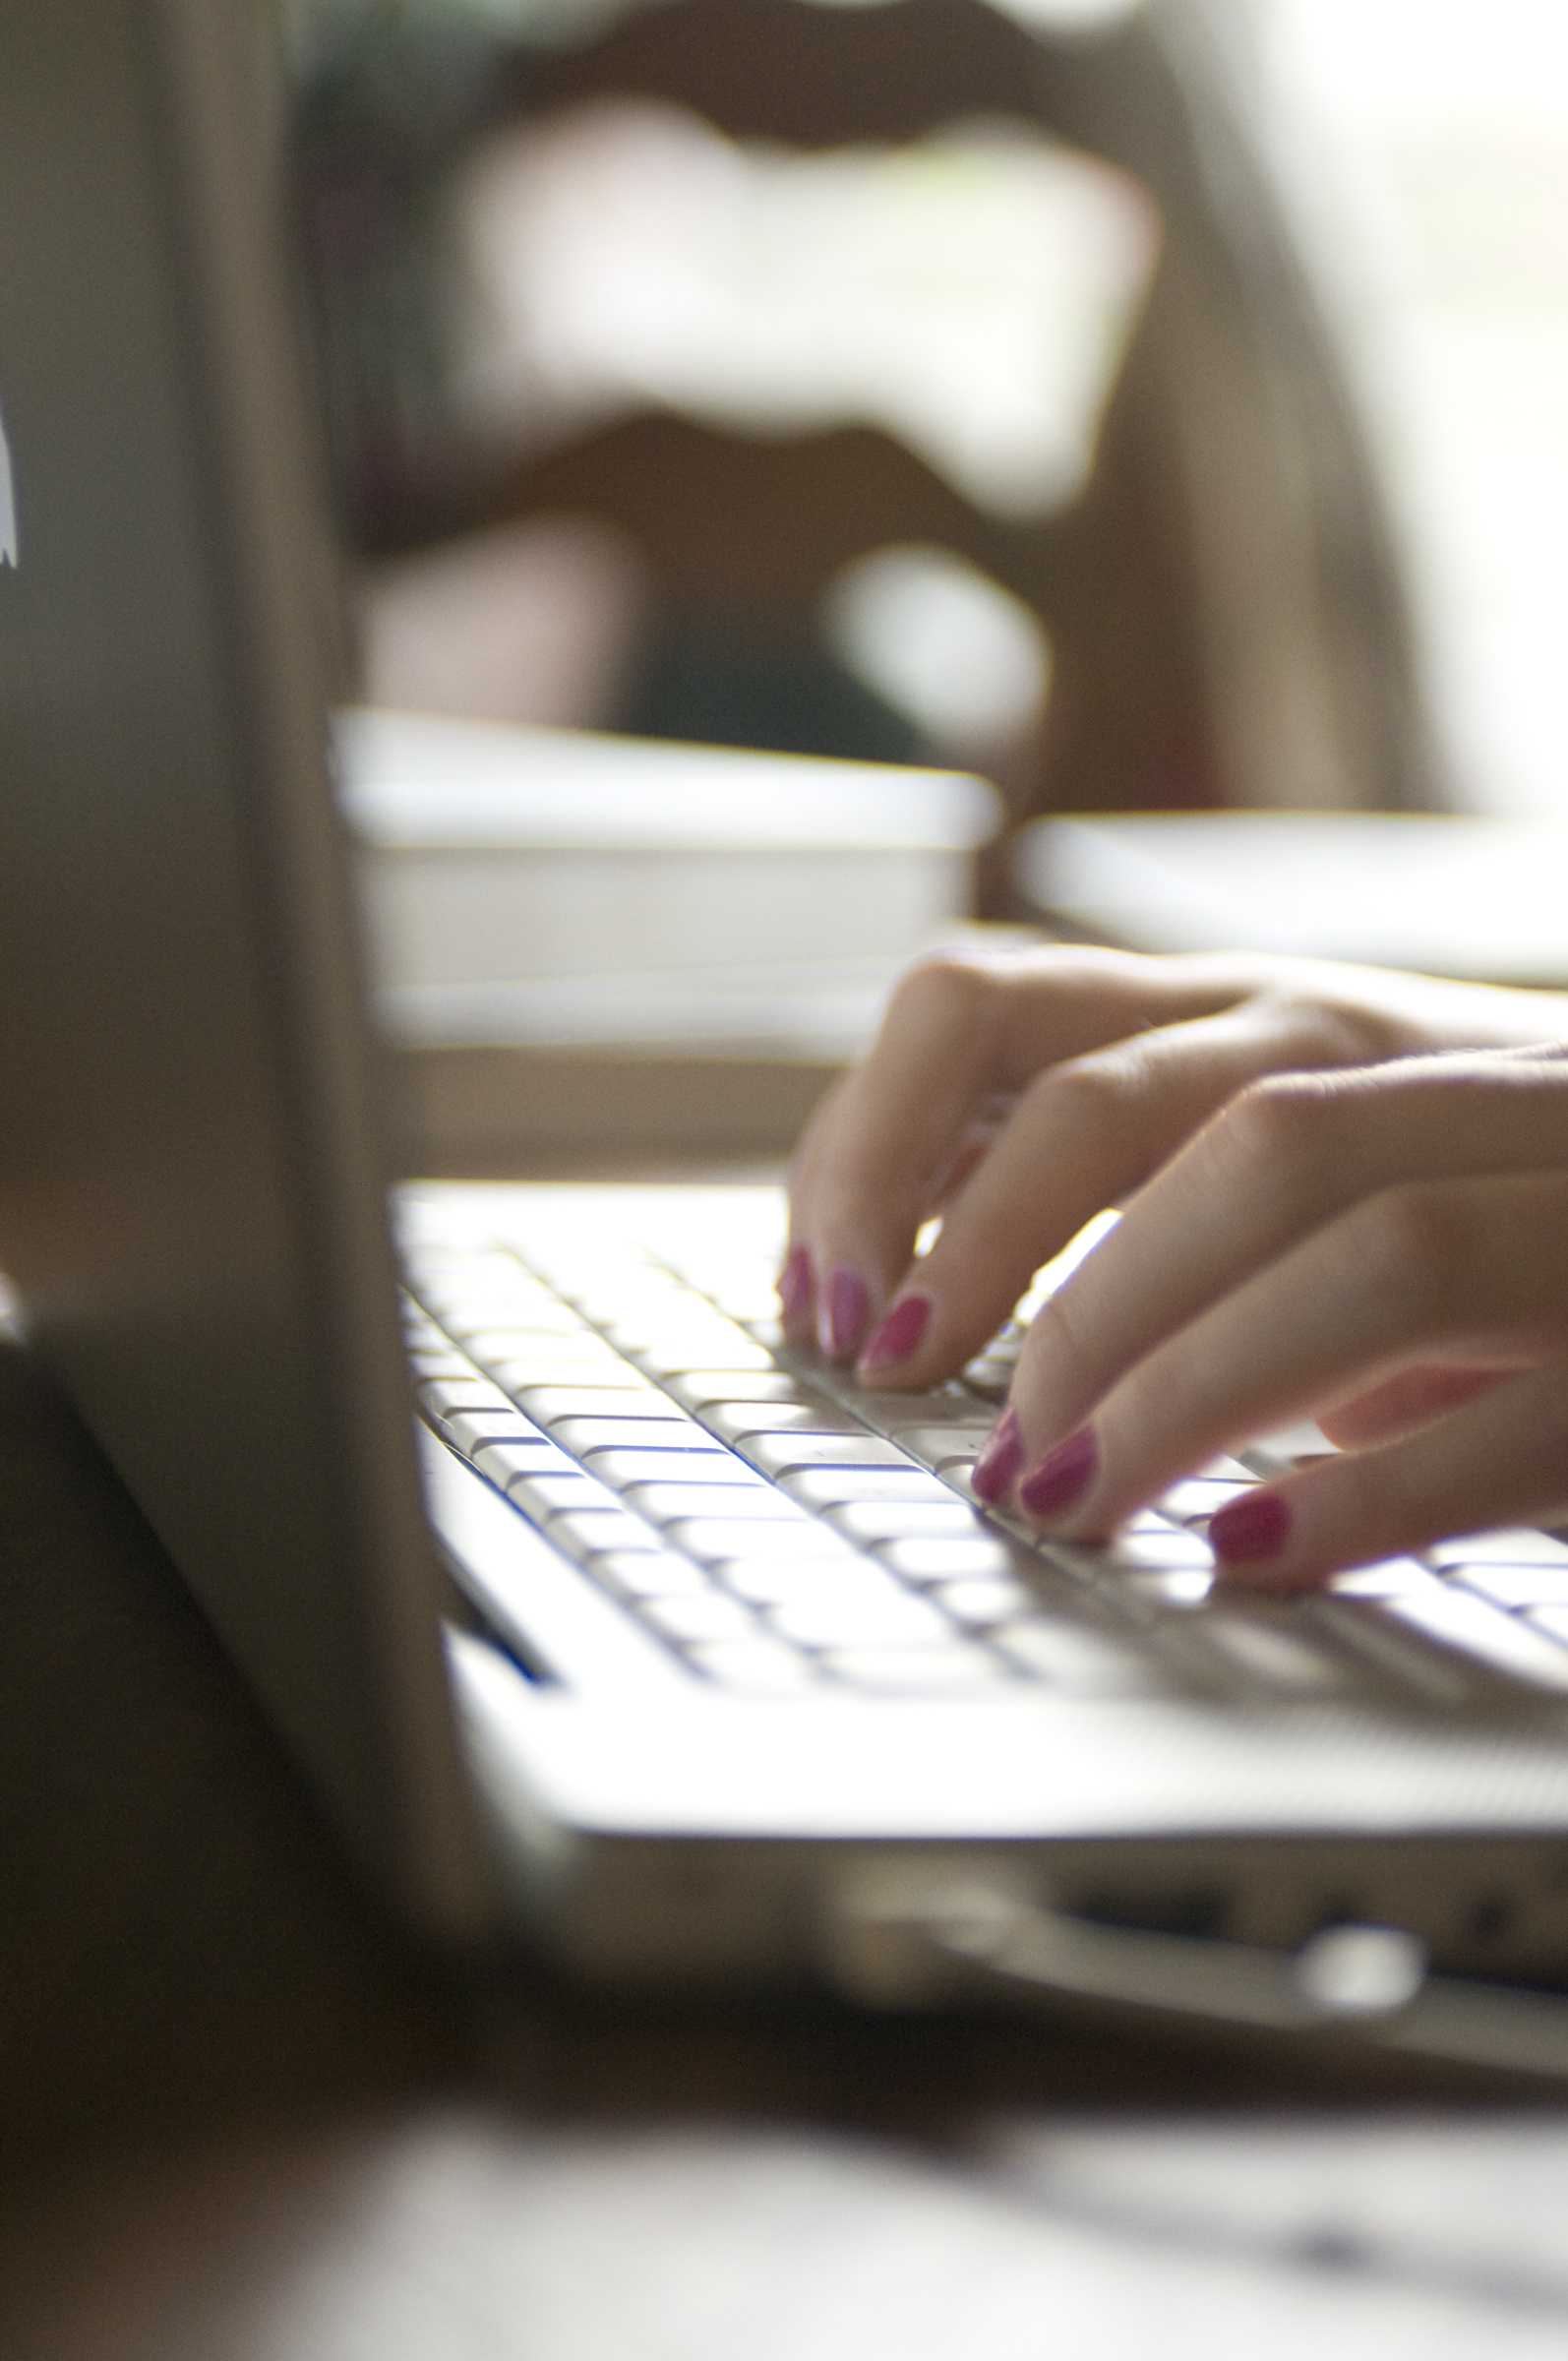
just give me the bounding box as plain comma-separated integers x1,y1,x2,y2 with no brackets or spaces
317,0,1440,914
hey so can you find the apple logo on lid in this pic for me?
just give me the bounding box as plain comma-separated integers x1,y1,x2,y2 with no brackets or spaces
0,395,16,567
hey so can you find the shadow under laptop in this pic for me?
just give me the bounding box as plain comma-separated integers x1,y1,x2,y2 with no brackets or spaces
0,1334,455,2176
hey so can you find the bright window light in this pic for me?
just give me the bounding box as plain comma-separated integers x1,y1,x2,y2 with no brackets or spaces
1254,0,1568,817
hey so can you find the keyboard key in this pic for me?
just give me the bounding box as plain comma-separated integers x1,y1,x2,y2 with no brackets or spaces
418,1376,516,1419
1190,1614,1347,1693
550,1416,708,1457
460,1329,614,1367
1322,1558,1440,1600
519,1387,694,1424
717,1560,916,1608
570,1275,679,1324
849,1388,990,1429
639,1592,761,1644
542,1509,664,1563
1451,1564,1568,1609
1306,1600,1472,1702
665,1370,815,1413
1034,1537,1132,1589
506,1469,620,1521
486,1350,646,1378
892,1426,996,1471
707,1282,788,1329
440,1408,545,1458
431,1302,580,1340
470,1436,575,1488
739,1431,915,1479
929,1578,1038,1625
406,1349,475,1380
592,1551,714,1599
1426,1528,1568,1568
490,1358,652,1399
671,1517,855,1564
633,1331,777,1378
875,1536,1020,1583
995,1622,1154,1691
821,1645,1009,1692
627,1483,806,1526
825,1499,989,1544
1090,1529,1216,1573
1377,1590,1568,1691
581,1447,756,1489
609,1306,765,1353
1106,1567,1215,1611
1153,1476,1257,1525
780,1466,958,1510
769,1588,952,1648
700,1400,866,1446
687,1639,819,1693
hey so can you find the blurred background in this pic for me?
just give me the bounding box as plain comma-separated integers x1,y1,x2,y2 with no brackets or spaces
279,0,1568,1152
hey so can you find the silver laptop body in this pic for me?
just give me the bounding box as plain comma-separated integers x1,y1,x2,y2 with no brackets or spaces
8,0,1568,2043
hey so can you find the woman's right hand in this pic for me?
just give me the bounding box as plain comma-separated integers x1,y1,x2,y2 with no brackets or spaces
783,944,1568,1387
780,944,1568,1581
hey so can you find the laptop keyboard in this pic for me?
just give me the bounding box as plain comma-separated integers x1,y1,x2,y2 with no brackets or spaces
400,1217,1568,1710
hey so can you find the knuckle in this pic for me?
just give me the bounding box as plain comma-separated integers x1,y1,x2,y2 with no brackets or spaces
1260,988,1404,1066
1213,1070,1343,1186
1350,1180,1478,1306
886,951,1002,1030
1032,1049,1144,1139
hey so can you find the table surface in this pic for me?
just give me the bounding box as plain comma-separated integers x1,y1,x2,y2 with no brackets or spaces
6,1331,1568,2361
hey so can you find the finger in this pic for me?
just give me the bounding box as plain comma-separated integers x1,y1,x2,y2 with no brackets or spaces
853,993,1418,1388
1010,1169,1568,1542
790,958,1010,1357
1001,1051,1568,1455
1315,1364,1520,1449
778,1068,856,1340
790,946,1269,1361
1205,1354,1568,1588
925,1112,1009,1212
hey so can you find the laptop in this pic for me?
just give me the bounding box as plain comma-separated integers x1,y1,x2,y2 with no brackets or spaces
8,0,1568,2070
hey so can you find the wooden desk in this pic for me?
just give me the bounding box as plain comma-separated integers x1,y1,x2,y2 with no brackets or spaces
3,1333,1566,2360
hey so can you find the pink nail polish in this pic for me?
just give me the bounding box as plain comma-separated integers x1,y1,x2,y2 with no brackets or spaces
858,1294,931,1371
1210,1490,1292,1567
971,1405,1021,1504
1018,1425,1098,1520
777,1244,813,1324
820,1266,870,1361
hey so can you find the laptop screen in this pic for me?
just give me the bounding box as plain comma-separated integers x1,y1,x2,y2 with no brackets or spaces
0,0,485,1931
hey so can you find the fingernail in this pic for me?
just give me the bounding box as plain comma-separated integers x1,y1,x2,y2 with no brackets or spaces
1209,1489,1292,1567
971,1404,1022,1503
777,1244,813,1324
820,1266,870,1361
1018,1425,1098,1520
858,1294,931,1371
